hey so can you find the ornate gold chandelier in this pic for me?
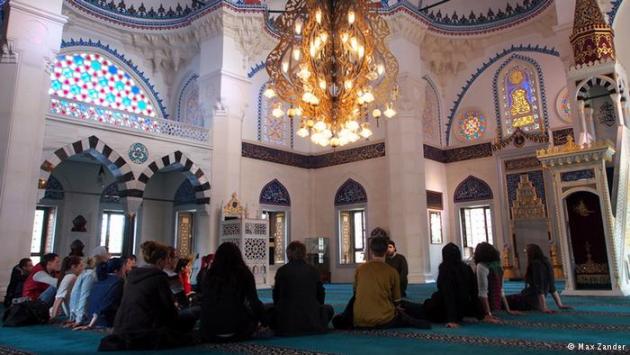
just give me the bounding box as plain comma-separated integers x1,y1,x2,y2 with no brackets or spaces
265,0,399,148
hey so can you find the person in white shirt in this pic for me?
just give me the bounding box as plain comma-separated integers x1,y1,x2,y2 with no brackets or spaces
50,256,84,321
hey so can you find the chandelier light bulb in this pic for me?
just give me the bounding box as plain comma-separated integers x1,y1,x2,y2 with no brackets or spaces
272,103,285,118
294,107,303,116
358,45,365,59
297,126,309,137
292,48,301,61
348,11,356,25
360,123,373,138
282,61,289,73
263,88,276,98
341,32,349,43
294,19,303,35
377,64,385,75
322,129,333,138
320,32,328,43
346,120,360,131
315,9,322,24
384,103,396,118
306,118,315,127
372,108,382,118
314,120,327,131
350,37,358,51
362,89,374,103
344,80,353,90
319,79,327,91
330,137,340,147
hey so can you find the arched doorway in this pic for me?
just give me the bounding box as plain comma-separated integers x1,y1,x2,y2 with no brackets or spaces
564,191,611,290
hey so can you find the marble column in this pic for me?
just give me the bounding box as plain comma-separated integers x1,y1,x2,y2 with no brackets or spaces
0,0,66,290
385,73,431,282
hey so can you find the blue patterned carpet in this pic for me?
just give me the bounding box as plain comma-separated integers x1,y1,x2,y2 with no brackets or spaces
1,282,629,354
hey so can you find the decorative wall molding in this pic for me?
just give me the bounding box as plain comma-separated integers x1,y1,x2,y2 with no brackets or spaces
561,169,596,182
136,151,210,204
423,143,494,163
446,44,560,145
60,38,168,119
242,142,386,169
608,0,623,25
67,0,552,36
259,179,291,206
506,170,546,208
44,176,65,201
39,135,134,194
552,128,575,146
505,156,541,171
454,175,494,202
417,0,552,33
335,179,367,206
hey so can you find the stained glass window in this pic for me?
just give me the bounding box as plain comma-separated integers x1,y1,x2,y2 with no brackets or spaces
500,64,542,136
177,76,205,127
49,52,156,117
555,87,572,123
455,111,487,142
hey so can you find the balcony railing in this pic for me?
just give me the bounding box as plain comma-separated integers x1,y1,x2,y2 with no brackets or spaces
48,97,209,143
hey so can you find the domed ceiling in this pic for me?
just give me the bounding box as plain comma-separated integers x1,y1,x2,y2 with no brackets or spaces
66,0,554,34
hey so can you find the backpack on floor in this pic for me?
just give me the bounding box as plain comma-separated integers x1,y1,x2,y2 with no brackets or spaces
2,299,50,327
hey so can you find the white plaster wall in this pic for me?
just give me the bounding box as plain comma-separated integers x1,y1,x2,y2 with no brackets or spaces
311,157,389,283
424,159,449,280
445,156,505,249
613,2,630,73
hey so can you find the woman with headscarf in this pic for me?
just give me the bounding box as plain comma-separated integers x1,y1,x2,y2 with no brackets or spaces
422,243,483,328
506,244,572,313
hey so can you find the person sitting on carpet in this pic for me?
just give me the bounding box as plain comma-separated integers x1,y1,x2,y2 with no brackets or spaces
505,244,572,313
473,242,522,323
22,253,61,307
78,258,124,329
270,241,334,336
99,241,196,351
50,256,84,320
200,242,266,342
422,243,483,328
3,258,33,307
194,253,214,292
68,246,110,327
386,240,409,298
333,236,430,330
176,257,194,297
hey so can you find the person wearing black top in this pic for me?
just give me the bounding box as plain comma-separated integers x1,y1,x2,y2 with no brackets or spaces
200,242,266,342
270,241,334,336
422,243,483,328
506,244,572,313
3,258,33,307
386,240,409,297
98,241,195,351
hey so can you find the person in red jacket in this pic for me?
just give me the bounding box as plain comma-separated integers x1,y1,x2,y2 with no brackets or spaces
176,258,193,296
22,253,61,306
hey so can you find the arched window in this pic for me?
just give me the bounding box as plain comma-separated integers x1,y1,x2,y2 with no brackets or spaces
497,60,544,137
49,51,159,118
258,82,292,147
176,75,205,127
454,176,495,249
423,77,442,147
335,179,367,264
259,179,291,265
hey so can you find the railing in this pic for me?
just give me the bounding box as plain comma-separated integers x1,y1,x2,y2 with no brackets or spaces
48,97,209,143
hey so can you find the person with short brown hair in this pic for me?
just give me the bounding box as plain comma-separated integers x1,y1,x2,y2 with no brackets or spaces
270,241,334,336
